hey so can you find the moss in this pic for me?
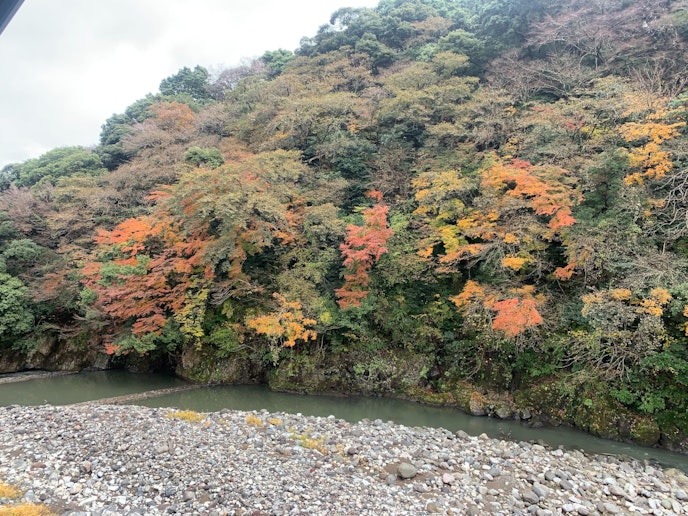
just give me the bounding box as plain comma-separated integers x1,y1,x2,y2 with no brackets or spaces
630,417,661,446
268,349,434,396
176,344,260,384
404,386,457,405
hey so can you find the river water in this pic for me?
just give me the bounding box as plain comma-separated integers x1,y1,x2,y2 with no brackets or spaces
1,370,687,472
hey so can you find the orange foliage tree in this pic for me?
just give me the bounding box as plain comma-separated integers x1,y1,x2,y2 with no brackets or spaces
450,281,545,340
247,292,317,362
335,190,394,308
82,214,213,353
414,157,582,338
82,149,310,354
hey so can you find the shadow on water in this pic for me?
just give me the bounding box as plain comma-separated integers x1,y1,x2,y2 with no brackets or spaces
1,371,687,472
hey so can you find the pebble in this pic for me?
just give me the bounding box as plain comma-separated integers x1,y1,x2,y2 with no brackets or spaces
0,404,686,515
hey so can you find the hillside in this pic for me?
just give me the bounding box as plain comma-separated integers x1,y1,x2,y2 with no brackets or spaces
1,0,688,449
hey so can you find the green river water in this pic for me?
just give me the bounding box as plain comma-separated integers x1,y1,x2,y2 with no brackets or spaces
1,370,687,472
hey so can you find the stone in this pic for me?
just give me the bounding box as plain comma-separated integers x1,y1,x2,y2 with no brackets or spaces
442,473,455,484
397,462,417,479
522,489,540,504
470,396,487,417
559,479,574,491
602,502,621,514
413,482,429,493
495,405,513,419
466,505,481,516
532,482,549,498
80,461,92,473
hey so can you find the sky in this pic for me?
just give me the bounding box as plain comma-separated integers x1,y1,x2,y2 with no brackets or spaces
0,0,380,169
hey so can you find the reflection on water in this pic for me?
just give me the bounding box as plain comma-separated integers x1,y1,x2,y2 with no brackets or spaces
0,370,185,406
1,371,687,472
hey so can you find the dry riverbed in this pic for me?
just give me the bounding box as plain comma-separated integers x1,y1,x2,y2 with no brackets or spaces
0,404,687,515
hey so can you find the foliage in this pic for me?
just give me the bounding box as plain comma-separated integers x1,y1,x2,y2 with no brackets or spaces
183,147,224,169
8,147,105,188
4,0,688,437
335,190,394,308
159,65,212,104
0,273,34,344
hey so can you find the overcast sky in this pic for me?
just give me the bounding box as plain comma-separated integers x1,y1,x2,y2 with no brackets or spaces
0,0,379,168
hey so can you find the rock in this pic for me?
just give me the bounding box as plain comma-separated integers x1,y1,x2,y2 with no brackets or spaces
455,430,470,439
532,482,549,498
0,403,685,516
413,482,429,493
469,394,487,416
602,502,621,514
426,502,440,513
559,479,574,491
522,489,540,504
466,505,481,516
397,462,418,479
607,484,625,498
495,405,513,419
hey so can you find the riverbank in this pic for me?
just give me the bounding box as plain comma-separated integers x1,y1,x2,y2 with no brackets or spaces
1,405,687,515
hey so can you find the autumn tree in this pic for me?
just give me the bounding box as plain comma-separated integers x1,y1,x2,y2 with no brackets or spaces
247,292,317,363
335,190,394,308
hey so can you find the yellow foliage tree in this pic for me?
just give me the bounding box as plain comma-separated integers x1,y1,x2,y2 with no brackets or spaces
247,293,317,361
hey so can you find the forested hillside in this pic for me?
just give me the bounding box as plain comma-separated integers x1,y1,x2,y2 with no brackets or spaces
2,0,688,448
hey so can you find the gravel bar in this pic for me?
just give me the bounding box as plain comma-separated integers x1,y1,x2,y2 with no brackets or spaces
0,404,687,515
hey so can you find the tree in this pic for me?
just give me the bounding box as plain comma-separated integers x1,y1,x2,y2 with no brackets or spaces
159,65,212,103
335,190,394,308
0,273,34,343
260,49,294,78
12,147,105,188
247,292,317,362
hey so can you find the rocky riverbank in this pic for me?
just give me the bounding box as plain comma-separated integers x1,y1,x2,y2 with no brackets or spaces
0,405,687,515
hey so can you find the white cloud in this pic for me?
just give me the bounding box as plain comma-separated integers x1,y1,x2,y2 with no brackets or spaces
0,0,379,167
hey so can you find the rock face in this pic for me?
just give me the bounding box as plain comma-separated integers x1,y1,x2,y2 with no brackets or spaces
175,344,263,384
0,333,106,374
1,404,687,515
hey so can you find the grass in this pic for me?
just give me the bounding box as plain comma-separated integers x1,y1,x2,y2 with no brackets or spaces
245,414,264,427
164,410,205,422
0,504,54,516
0,480,53,516
0,483,21,500
291,431,328,454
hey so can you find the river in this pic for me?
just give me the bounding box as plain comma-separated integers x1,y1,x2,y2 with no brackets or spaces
1,370,687,472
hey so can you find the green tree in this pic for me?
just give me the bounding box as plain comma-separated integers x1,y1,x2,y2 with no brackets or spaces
159,65,212,103
13,147,105,188
0,273,34,343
